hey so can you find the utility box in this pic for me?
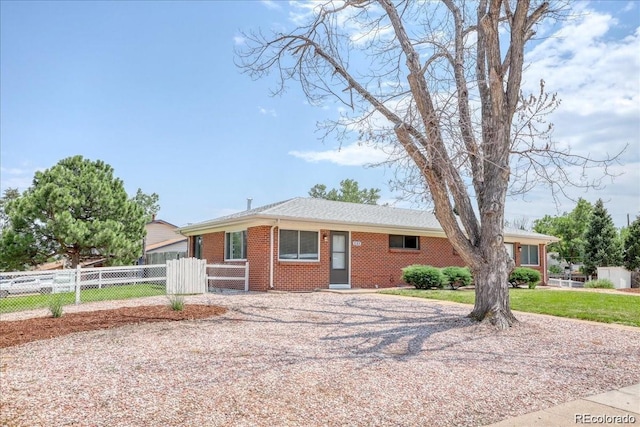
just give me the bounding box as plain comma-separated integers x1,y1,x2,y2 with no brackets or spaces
597,267,631,289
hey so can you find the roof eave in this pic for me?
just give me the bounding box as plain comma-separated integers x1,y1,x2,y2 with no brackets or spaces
178,211,560,245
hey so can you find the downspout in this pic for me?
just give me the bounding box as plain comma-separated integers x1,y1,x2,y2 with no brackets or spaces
269,220,279,289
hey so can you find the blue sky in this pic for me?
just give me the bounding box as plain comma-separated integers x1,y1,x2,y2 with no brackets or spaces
1,1,638,228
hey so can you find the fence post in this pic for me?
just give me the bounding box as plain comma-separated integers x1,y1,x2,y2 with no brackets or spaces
75,265,81,305
99,269,103,289
244,262,249,292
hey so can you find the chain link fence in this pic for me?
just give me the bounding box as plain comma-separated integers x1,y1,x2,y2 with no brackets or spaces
0,264,167,315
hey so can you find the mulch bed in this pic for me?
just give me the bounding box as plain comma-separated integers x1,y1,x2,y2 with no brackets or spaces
618,288,640,294
0,304,227,348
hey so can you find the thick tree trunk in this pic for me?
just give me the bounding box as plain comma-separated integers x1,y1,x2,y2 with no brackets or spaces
469,256,518,329
70,251,80,269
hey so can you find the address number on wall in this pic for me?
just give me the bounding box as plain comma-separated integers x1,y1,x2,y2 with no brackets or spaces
352,241,362,246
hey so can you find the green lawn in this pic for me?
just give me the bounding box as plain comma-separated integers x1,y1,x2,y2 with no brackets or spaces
380,288,640,327
0,284,166,314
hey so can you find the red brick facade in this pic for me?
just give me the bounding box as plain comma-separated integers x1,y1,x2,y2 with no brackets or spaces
350,233,466,288
190,227,547,291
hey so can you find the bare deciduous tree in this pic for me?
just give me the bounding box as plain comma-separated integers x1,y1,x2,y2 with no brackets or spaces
237,0,621,328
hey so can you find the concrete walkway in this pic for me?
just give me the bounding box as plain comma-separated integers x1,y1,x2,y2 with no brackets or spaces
487,383,639,426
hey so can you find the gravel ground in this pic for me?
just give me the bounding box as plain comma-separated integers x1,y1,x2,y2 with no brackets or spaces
1,292,639,427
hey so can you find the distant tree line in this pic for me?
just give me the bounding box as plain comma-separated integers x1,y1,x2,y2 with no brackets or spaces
533,198,639,274
308,179,381,205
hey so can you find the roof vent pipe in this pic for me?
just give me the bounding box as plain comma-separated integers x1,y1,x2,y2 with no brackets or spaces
247,198,253,210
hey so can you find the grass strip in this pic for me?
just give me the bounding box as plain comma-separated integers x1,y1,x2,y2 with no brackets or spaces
381,288,640,327
0,284,165,314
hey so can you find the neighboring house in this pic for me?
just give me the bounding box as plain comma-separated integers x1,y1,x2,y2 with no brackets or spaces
34,258,105,271
177,198,559,292
144,218,188,261
547,251,584,275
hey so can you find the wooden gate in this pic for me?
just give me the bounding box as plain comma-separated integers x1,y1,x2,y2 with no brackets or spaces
166,258,206,294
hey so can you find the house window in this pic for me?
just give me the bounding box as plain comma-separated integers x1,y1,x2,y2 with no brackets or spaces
520,245,539,265
504,243,515,260
193,236,203,259
225,231,247,260
389,235,420,250
279,230,319,260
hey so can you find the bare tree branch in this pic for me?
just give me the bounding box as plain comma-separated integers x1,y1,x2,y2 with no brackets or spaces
236,0,624,328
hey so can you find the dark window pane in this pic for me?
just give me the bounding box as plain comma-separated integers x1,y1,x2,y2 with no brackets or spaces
226,231,247,260
242,231,247,258
389,235,404,248
225,233,230,259
194,236,202,259
390,234,419,249
405,235,419,249
521,245,539,265
299,231,318,259
280,230,299,259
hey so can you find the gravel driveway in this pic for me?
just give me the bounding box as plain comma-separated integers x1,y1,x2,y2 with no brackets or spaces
1,292,639,427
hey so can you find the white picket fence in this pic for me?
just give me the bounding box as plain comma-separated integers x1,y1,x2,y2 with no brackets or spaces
548,278,584,288
206,263,250,292
166,258,206,294
165,258,249,294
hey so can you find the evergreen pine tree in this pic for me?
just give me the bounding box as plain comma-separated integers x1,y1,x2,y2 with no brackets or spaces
583,199,622,275
0,156,146,270
623,216,640,271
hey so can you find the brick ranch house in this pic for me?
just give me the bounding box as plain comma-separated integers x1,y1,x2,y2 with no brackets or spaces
177,198,559,292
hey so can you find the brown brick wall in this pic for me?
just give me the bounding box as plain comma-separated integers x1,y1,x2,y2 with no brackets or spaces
247,226,271,291
270,228,331,291
197,226,549,291
350,232,467,288
201,232,224,263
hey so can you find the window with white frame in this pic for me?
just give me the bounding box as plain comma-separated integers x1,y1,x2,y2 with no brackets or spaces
504,243,515,260
225,231,247,260
389,234,420,250
279,230,319,260
520,244,539,265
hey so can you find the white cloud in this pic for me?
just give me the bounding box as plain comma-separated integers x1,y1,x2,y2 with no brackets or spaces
0,166,41,192
289,142,388,166
233,35,246,46
288,1,322,26
1,167,29,175
258,106,277,117
287,0,393,46
503,5,640,227
260,0,281,10
524,13,639,118
622,2,635,13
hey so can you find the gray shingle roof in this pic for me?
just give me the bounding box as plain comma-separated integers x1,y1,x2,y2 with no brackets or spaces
272,198,440,228
179,197,559,242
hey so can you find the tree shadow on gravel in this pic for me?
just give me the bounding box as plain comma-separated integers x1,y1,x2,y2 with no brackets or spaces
215,295,485,361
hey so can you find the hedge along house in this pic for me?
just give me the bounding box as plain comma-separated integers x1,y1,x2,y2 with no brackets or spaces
177,198,559,292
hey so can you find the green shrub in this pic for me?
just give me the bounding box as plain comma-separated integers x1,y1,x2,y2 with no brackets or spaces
168,294,185,311
509,267,541,289
401,265,445,289
585,279,615,289
548,265,562,275
441,266,473,290
48,295,64,318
